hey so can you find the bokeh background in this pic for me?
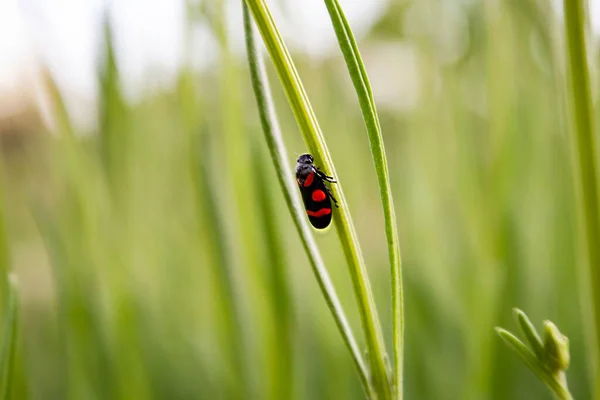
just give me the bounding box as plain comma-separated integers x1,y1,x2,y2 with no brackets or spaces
0,0,599,398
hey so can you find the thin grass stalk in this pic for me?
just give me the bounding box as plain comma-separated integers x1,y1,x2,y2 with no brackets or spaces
0,194,8,291
242,5,374,397
0,275,18,400
562,0,600,395
243,0,391,397
321,1,404,396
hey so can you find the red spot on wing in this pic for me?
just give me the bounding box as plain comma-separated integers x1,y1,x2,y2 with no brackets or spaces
303,172,315,187
312,189,327,202
307,208,331,217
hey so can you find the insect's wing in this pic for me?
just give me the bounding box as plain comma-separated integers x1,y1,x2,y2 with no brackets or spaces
299,173,332,229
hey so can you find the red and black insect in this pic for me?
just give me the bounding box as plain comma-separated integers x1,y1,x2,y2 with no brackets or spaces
295,153,338,229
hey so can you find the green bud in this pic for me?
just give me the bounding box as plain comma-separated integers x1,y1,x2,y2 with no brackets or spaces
543,320,570,372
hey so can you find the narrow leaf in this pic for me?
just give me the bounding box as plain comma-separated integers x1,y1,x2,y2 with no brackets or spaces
0,274,19,400
322,0,404,396
513,308,544,360
562,0,600,394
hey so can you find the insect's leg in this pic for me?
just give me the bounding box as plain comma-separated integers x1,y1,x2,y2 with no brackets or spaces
315,167,337,183
324,185,339,208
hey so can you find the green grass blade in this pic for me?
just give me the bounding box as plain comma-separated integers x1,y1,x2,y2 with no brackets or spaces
562,0,600,394
243,0,391,397
0,275,19,400
242,5,373,397
322,1,404,396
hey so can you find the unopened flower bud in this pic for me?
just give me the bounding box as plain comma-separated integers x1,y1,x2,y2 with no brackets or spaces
543,320,570,372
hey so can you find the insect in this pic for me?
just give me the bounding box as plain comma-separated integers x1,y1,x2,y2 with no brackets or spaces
295,153,338,229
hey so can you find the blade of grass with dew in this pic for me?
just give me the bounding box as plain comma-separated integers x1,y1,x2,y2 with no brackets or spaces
322,1,404,396
0,275,18,400
242,5,374,398
562,0,600,394
242,1,392,397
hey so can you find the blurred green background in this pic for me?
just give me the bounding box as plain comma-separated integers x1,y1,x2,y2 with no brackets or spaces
0,0,596,398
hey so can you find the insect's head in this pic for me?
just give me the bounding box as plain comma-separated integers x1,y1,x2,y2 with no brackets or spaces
296,153,315,177
297,153,314,165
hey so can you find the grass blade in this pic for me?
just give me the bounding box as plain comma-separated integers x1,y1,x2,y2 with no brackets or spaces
243,0,392,397
514,308,545,360
322,1,404,396
0,274,19,400
562,0,600,395
242,5,373,397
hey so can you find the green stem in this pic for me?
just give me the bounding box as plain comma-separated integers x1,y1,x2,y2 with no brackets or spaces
242,5,374,397
0,275,18,400
562,0,600,395
322,1,403,396
243,0,391,398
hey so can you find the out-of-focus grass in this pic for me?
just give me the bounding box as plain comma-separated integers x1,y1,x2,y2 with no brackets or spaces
0,0,594,399
562,0,600,396
0,274,18,400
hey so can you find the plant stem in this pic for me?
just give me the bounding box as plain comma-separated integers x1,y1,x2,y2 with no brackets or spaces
562,0,600,395
243,0,392,397
242,5,374,397
322,1,404,396
0,274,18,400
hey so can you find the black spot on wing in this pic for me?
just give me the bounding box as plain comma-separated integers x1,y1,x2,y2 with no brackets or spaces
309,213,332,229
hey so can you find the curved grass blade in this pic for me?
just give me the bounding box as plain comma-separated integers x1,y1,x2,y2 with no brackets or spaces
243,0,391,397
0,274,19,400
322,1,404,396
242,5,373,397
